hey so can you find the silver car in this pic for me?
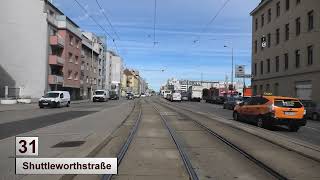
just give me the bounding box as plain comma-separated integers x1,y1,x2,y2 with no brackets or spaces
302,100,320,120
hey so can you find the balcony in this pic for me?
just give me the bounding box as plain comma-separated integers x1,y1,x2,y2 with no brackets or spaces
50,35,65,48
49,55,64,66
48,75,64,85
81,50,85,58
56,15,82,38
47,15,58,27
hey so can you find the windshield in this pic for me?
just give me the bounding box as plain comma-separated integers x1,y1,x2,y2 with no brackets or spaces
95,91,105,95
274,99,303,108
44,93,59,98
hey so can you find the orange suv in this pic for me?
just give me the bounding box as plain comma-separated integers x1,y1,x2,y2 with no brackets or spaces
233,95,306,132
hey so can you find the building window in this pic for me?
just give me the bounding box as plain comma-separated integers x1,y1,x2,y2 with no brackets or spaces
286,0,290,11
267,33,271,48
68,70,72,79
254,40,258,53
275,56,280,72
276,28,280,44
68,53,73,62
254,63,257,76
74,72,78,80
259,84,263,94
308,10,314,31
261,14,264,27
276,2,281,17
255,18,258,31
284,53,289,70
86,63,89,70
267,59,270,73
285,23,289,41
75,56,79,64
69,35,74,46
296,17,301,36
274,83,279,95
76,40,80,48
266,84,270,92
86,76,89,83
260,61,264,75
99,69,102,76
268,8,272,23
307,45,313,65
295,49,300,68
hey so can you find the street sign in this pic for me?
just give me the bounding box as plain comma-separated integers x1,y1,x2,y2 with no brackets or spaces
237,74,254,78
235,65,245,78
261,35,267,48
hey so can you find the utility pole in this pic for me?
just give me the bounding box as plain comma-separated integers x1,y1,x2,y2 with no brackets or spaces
224,45,234,90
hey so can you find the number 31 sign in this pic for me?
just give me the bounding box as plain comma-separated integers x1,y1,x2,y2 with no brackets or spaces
16,137,39,156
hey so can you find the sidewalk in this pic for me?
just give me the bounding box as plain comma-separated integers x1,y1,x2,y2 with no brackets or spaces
0,100,134,180
0,99,90,112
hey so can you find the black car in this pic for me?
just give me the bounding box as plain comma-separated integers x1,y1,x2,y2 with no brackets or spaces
109,93,119,100
223,97,243,110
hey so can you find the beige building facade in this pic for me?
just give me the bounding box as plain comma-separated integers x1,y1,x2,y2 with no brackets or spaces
251,0,320,102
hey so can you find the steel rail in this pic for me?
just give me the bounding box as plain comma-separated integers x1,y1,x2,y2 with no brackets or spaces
151,102,199,180
155,100,288,180
101,102,142,180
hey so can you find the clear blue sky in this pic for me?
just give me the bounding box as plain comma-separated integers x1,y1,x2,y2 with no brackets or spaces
53,0,261,90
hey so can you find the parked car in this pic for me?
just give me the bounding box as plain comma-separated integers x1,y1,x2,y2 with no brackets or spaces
39,91,70,108
301,100,320,120
233,95,306,132
134,94,140,98
166,93,172,100
109,91,119,100
126,93,134,100
93,90,109,102
163,90,172,99
223,97,243,110
181,92,189,101
141,93,146,97
170,92,182,102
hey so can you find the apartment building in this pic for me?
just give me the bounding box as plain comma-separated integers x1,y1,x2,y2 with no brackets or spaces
106,51,123,94
0,0,83,100
123,69,140,95
79,32,106,100
56,16,82,100
251,0,320,102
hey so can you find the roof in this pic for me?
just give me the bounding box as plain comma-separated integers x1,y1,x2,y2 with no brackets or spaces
250,0,271,16
262,96,300,100
46,0,64,15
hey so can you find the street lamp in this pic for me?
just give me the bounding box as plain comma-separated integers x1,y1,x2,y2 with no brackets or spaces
224,45,234,91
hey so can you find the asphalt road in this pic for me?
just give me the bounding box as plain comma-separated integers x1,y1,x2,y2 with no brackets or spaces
0,99,126,140
163,99,320,147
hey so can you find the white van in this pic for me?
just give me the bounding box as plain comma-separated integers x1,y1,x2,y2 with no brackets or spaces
93,90,109,102
39,91,70,108
163,90,172,99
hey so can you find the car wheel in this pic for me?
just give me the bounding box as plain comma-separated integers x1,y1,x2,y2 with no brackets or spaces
312,113,319,121
257,117,264,128
56,102,61,108
66,101,70,107
289,124,300,132
223,105,226,109
233,111,239,121
39,106,44,109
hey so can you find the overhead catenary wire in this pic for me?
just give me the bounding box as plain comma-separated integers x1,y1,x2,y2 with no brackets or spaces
193,0,231,43
72,0,119,54
95,0,121,40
